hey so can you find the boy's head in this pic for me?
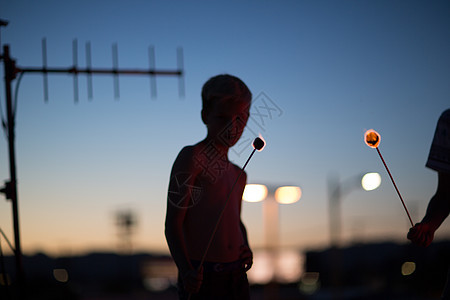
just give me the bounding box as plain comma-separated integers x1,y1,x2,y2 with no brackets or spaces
201,74,252,148
201,74,252,113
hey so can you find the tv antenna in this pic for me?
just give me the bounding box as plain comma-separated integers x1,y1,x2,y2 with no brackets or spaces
35,38,185,102
0,19,184,296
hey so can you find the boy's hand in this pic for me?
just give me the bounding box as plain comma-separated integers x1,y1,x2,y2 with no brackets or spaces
240,244,253,271
407,222,435,247
182,267,203,293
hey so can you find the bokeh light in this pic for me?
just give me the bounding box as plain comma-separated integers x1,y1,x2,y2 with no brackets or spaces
53,268,69,283
243,184,268,203
275,249,304,283
361,172,382,191
275,186,302,204
247,250,274,284
299,272,320,295
401,261,416,276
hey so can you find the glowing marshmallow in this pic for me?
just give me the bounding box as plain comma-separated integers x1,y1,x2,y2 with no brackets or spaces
253,136,266,151
364,129,380,148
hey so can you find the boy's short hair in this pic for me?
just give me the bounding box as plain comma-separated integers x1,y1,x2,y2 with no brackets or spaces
201,74,252,112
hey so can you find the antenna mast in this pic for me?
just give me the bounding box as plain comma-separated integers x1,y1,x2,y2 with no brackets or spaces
0,20,184,297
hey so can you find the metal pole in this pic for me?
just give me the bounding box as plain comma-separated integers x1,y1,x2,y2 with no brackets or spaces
3,44,26,295
0,37,183,299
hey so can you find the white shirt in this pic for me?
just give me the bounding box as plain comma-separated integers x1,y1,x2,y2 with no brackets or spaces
426,109,450,174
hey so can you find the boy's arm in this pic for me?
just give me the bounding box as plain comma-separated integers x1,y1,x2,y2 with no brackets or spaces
164,194,192,275
408,172,450,246
239,171,253,270
165,202,203,292
164,148,202,292
239,220,253,271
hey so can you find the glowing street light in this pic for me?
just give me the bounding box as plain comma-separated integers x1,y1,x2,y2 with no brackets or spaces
328,172,381,247
275,186,302,204
361,172,381,191
243,183,302,289
243,183,302,250
243,184,268,203
327,171,381,299
242,184,302,204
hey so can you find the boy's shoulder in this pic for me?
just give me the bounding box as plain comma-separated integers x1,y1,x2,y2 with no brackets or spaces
173,142,243,179
172,142,205,170
176,142,203,160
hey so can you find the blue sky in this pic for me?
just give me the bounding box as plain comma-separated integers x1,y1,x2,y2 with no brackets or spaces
0,0,449,256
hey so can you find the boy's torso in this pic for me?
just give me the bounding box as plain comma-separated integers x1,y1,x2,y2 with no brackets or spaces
182,143,246,262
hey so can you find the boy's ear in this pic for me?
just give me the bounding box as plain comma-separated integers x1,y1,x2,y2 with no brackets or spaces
201,109,208,125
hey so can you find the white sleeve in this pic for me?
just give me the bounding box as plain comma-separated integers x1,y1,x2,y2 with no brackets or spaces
426,109,450,174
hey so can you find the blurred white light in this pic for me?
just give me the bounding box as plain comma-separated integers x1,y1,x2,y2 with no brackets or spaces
275,249,304,283
361,173,381,191
275,186,301,204
243,184,268,203
247,250,274,284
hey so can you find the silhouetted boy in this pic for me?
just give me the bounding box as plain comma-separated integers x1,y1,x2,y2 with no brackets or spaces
408,109,450,299
165,74,253,299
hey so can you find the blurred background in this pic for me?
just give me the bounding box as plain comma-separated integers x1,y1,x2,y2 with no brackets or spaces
0,1,449,299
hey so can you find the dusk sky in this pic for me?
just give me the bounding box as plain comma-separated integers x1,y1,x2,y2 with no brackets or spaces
0,1,449,257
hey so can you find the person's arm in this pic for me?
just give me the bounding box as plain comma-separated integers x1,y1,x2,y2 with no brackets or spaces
164,148,203,293
238,171,253,271
421,172,450,228
165,203,203,293
408,172,450,247
239,220,253,271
